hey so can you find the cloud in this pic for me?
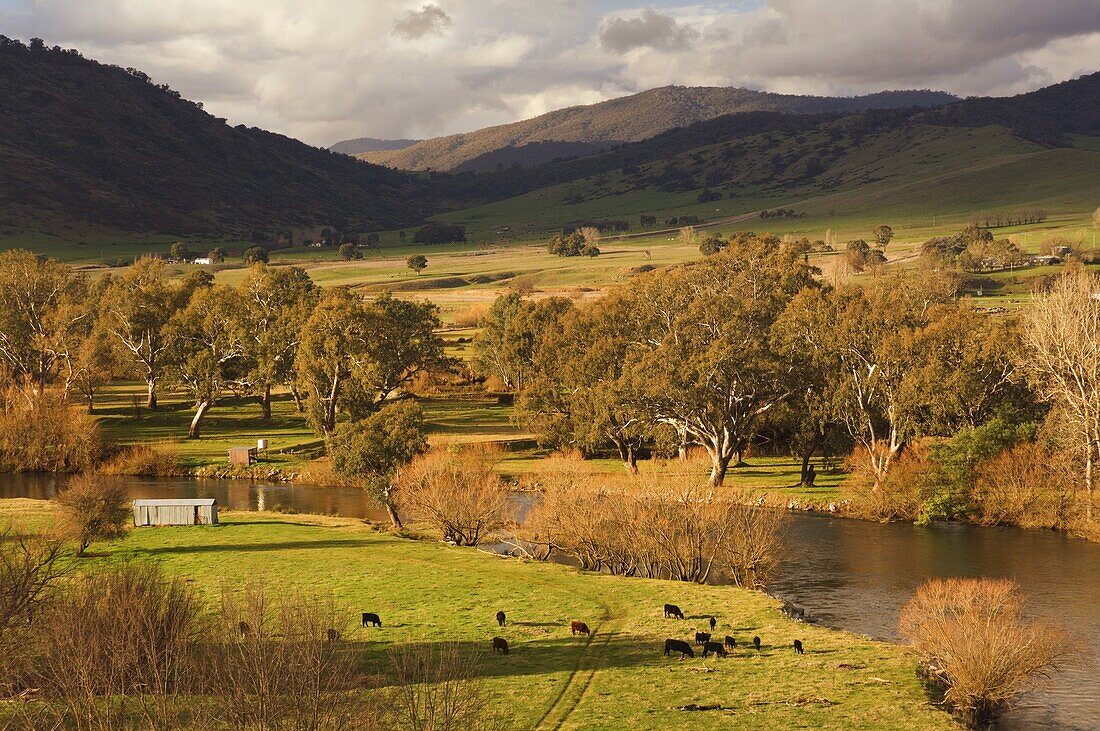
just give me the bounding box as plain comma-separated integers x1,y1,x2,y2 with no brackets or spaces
0,0,1096,147
599,7,699,53
393,3,453,39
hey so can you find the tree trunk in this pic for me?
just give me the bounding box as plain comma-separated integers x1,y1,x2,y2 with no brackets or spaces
146,380,158,410
678,422,689,461
260,384,271,420
291,385,304,413
708,453,733,487
188,400,210,439
612,437,639,474
384,501,403,529
1086,444,1095,522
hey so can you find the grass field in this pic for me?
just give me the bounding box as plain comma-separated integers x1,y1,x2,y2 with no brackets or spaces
0,499,955,730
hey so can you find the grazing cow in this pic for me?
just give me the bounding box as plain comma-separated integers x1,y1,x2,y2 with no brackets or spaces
793,639,804,655
664,638,695,659
361,612,382,628
326,628,340,643
694,631,711,646
709,616,717,631
724,636,737,649
238,621,252,637
753,636,761,651
496,610,506,627
492,637,509,655
663,604,685,620
702,641,727,658
570,621,591,636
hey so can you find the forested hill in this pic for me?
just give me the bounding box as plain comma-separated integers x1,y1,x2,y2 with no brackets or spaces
354,86,958,172
0,37,438,237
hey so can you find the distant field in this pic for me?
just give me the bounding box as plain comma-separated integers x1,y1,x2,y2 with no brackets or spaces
0,501,956,730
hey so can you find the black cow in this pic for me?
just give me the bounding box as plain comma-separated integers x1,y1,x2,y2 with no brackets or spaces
492,637,509,655
753,636,761,651
702,641,727,658
496,610,506,627
724,635,737,649
664,604,685,619
664,638,694,659
709,616,717,631
793,639,804,655
694,631,711,646
362,612,382,628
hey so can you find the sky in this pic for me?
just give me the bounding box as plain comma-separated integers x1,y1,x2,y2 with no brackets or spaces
2,0,1098,147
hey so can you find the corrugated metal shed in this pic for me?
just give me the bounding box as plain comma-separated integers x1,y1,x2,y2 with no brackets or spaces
133,498,218,527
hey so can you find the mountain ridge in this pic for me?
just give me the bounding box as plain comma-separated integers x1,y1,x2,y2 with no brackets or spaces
353,85,959,171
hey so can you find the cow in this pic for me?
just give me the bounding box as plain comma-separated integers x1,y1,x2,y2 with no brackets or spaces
709,616,717,631
492,637,509,655
694,631,711,646
496,610,507,627
664,638,694,659
702,641,727,658
361,612,382,628
664,604,685,620
724,635,737,649
238,621,252,637
571,621,591,636
326,628,340,643
753,636,761,651
793,639,804,655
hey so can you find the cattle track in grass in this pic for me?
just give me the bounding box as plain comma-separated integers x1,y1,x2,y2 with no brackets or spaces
532,602,622,731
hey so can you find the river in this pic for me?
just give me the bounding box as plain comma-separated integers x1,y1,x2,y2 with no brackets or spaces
3,474,1097,729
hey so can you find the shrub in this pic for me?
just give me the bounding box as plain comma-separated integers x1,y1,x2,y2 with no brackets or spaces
900,578,1075,727
453,302,490,328
842,446,929,522
338,242,363,260
388,642,497,730
99,443,180,476
55,473,130,555
971,443,1078,529
398,447,512,546
0,391,102,472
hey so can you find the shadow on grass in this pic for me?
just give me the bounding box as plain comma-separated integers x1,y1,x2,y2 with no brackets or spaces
133,538,372,555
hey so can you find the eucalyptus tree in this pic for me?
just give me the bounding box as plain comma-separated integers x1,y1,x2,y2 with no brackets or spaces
472,293,572,392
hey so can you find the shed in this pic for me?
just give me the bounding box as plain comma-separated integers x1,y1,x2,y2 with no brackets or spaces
133,498,218,527
228,446,256,466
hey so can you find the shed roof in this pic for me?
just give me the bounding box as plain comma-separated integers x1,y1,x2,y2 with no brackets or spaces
133,498,217,506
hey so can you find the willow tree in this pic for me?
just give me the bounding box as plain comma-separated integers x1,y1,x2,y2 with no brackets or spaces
1023,268,1100,519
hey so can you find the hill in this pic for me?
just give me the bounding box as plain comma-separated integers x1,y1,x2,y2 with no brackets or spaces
0,37,439,241
329,136,421,155
358,86,958,171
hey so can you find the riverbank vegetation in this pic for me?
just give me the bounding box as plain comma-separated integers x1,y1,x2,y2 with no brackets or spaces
0,499,957,730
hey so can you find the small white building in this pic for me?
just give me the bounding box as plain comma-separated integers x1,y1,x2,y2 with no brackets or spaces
133,498,218,526
193,257,214,265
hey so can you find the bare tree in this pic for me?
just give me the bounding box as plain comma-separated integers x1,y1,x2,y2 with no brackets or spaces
388,642,498,731
1022,268,1100,519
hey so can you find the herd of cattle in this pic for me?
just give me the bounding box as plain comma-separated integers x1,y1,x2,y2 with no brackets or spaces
358,604,804,660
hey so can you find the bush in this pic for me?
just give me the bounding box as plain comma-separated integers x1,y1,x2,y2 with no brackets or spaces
339,242,363,260
842,446,929,522
388,642,497,730
0,391,102,472
971,443,1078,529
398,447,512,546
55,473,130,555
413,223,466,245
900,578,1075,727
99,444,180,476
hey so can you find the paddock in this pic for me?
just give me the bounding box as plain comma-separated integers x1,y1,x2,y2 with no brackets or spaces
133,498,218,526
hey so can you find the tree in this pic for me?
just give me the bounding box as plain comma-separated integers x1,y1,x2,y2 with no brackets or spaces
243,246,269,265
329,401,428,528
237,264,318,419
165,285,245,438
169,242,193,262
99,257,186,409
1022,268,1100,519
548,232,585,257
364,233,381,250
295,289,360,436
412,223,465,245
472,294,572,392
56,473,130,555
339,243,362,261
69,323,119,413
0,249,91,393
406,254,427,275
398,448,510,545
699,236,726,256
208,246,228,263
872,225,895,249
624,236,819,485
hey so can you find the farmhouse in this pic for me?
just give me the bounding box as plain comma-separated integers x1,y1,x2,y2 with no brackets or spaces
133,498,218,526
